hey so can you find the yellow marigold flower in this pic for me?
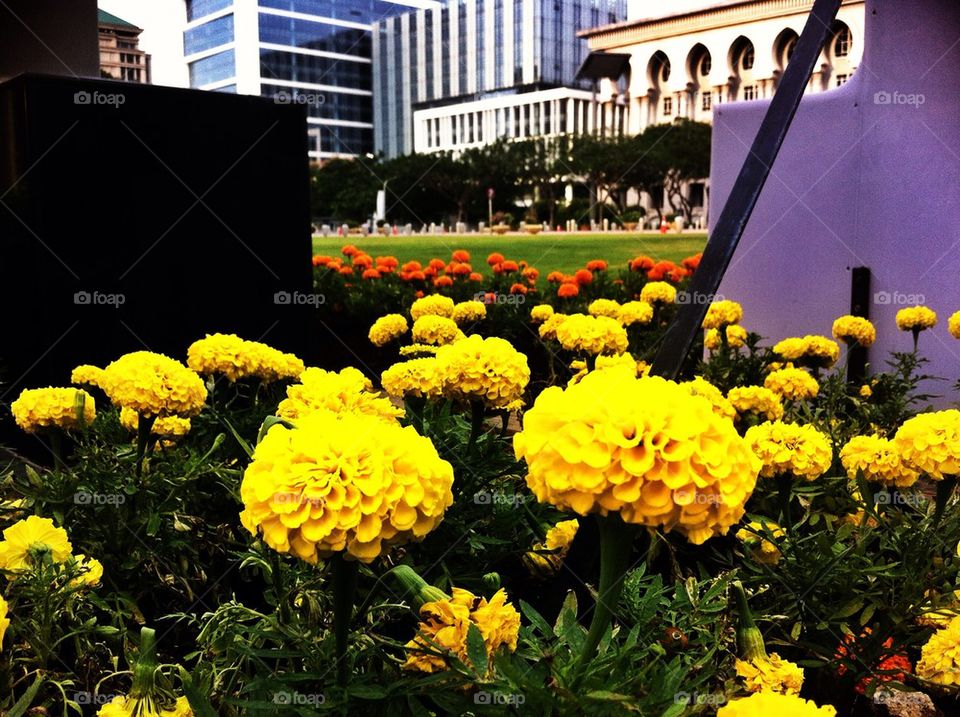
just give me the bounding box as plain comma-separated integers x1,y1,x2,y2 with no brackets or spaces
839,435,918,487
187,333,302,382
524,518,579,576
368,314,409,347
0,516,72,572
412,315,464,346
717,692,835,716
410,294,455,320
745,421,833,481
451,300,487,325
950,311,960,340
893,409,960,479
514,369,760,544
764,368,819,402
399,344,438,356
101,352,207,418
702,300,744,329
736,520,785,565
859,384,872,398
639,281,676,305
917,590,960,628
773,336,840,369
70,554,104,587
239,411,454,563
530,304,555,323
0,595,8,652
728,386,784,422
119,407,191,438
434,335,529,409
71,364,106,387
917,614,960,686
896,305,937,332
538,312,568,341
278,367,402,423
681,377,736,420
832,315,876,347
617,301,654,327
588,298,621,318
10,387,96,433
98,695,193,717
381,358,443,400
403,587,520,674
735,653,804,694
705,325,748,351
555,314,629,355
569,353,646,387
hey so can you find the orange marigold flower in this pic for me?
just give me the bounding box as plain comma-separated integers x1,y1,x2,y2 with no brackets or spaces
835,631,912,695
547,271,565,283
647,260,678,281
501,260,520,273
409,271,426,281
352,253,373,268
403,260,422,272
452,262,472,276
668,267,689,283
424,267,438,278
377,264,395,274
452,249,470,262
338,266,354,276
487,252,505,266
469,272,484,282
574,269,593,286
682,252,703,272
415,290,425,298
558,282,580,298
434,276,454,288
376,256,399,269
519,260,528,269
510,283,528,295
428,258,446,271
630,256,655,272
341,244,359,256
586,259,608,272
312,254,333,267
522,267,539,281
362,268,381,279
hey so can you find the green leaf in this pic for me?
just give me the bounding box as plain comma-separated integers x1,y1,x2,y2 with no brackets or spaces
178,667,219,717
8,675,44,717
554,591,578,636
832,597,864,619
466,622,488,673
520,600,553,637
790,621,802,641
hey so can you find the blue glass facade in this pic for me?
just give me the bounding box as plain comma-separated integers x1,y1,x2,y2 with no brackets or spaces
186,0,232,21
184,14,235,56
189,49,236,85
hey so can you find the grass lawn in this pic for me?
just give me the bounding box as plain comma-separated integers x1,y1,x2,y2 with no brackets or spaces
313,232,707,276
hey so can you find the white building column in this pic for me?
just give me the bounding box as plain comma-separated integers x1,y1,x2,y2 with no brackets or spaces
232,0,260,95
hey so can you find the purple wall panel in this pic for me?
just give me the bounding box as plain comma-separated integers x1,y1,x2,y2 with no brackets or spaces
710,0,960,402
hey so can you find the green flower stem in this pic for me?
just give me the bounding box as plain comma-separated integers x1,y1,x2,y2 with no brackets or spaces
777,473,794,531
576,514,636,678
467,400,485,454
48,430,65,470
135,415,157,477
130,627,159,696
732,581,767,661
406,396,426,434
933,475,957,526
331,554,359,686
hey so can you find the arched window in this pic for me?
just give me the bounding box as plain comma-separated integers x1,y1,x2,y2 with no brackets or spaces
834,26,851,57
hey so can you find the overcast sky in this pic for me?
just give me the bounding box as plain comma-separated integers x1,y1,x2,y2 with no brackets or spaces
99,0,188,87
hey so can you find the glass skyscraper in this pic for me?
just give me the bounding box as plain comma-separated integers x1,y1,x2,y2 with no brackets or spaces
373,0,626,157
183,0,437,160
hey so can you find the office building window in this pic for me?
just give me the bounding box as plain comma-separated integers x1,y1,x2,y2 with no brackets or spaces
663,96,672,116
701,91,712,110
189,49,236,85
184,14,234,56
743,84,756,100
186,0,232,22
834,27,851,57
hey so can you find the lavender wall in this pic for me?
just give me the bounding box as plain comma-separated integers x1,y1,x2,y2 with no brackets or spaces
710,0,960,403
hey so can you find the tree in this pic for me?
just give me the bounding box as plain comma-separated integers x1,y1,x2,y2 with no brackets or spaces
310,158,379,224
643,119,711,221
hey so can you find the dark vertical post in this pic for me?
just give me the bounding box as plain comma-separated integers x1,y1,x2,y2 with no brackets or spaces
848,266,871,384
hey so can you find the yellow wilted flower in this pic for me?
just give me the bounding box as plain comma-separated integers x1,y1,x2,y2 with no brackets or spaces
11,387,95,433
368,314,409,346
524,519,579,576
839,435,918,487
514,368,760,545
239,411,453,563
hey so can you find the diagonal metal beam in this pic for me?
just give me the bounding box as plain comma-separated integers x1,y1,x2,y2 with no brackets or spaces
651,0,843,379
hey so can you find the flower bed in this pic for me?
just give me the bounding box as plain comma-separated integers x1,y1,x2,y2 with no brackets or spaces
1,245,959,714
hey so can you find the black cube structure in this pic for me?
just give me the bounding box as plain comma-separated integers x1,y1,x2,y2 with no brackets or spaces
0,74,313,446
